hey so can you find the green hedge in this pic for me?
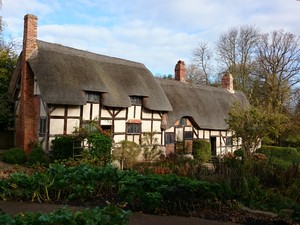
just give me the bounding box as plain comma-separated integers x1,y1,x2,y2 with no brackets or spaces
192,139,211,162
256,145,300,165
2,148,26,164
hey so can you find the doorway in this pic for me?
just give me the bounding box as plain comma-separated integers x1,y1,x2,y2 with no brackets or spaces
210,137,217,156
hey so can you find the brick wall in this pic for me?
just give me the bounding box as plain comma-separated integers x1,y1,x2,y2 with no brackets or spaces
16,14,40,152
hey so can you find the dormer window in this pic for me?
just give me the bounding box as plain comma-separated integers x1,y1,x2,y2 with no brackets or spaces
86,92,100,103
130,96,142,106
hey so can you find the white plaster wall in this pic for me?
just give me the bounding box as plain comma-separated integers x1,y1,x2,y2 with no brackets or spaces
211,130,219,136
49,119,64,135
127,107,134,119
152,121,161,133
204,130,210,139
82,104,91,120
116,109,126,118
142,121,152,132
91,104,99,119
101,109,111,118
113,134,126,143
68,106,81,117
153,113,161,119
101,119,112,126
135,106,142,118
165,127,174,132
176,128,183,141
114,120,126,132
67,119,79,134
51,107,64,116
142,111,152,119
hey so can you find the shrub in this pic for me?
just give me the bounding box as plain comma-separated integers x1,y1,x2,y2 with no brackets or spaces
50,135,74,161
27,145,48,165
3,147,26,164
87,132,112,166
192,139,211,162
256,145,300,167
234,148,245,158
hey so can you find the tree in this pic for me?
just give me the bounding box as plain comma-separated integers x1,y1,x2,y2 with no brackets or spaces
0,7,18,130
141,132,162,162
226,103,288,158
186,64,206,84
215,25,260,94
253,30,300,113
192,41,214,84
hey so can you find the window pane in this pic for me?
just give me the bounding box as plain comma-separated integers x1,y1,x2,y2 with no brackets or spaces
86,92,100,102
184,131,193,140
127,123,141,134
39,118,46,136
130,96,142,106
165,132,175,144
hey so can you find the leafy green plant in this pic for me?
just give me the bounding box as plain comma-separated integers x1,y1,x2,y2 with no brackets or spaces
2,147,26,164
192,139,211,162
50,135,74,161
0,205,130,225
27,142,48,165
87,132,112,166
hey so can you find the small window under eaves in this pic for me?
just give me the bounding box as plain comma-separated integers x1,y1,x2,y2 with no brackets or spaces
86,92,100,103
130,96,142,106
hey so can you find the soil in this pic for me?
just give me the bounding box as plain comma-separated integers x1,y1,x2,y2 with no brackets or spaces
0,161,297,224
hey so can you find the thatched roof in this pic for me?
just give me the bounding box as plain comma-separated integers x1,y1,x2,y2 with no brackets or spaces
157,78,248,130
20,40,172,111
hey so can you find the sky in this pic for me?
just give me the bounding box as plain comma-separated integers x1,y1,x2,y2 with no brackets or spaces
1,0,300,75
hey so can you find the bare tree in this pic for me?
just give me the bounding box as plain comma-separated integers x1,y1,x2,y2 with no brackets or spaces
192,41,213,85
254,30,300,112
186,64,206,84
216,25,260,94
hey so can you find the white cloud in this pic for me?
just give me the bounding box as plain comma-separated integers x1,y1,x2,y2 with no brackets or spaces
1,0,299,74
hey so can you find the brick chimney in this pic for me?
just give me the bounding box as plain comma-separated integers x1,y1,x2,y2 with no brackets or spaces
221,72,234,93
175,60,186,82
16,14,39,152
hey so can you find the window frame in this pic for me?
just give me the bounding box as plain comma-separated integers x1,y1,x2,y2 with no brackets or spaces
184,131,193,140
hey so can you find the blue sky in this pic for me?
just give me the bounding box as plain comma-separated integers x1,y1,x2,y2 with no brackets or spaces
1,0,300,75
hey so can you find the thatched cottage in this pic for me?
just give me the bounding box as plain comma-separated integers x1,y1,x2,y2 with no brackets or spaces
8,14,247,156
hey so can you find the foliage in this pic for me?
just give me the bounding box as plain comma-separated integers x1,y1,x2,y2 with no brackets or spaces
192,139,211,162
234,148,245,158
256,145,300,168
50,135,74,161
27,141,48,165
87,132,112,166
2,147,26,164
226,103,288,158
0,48,17,129
0,205,130,225
112,140,141,169
141,132,162,162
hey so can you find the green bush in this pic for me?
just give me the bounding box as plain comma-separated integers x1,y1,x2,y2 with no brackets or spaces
192,139,211,162
50,135,74,161
234,148,245,158
256,145,300,166
27,145,48,165
2,147,26,164
87,132,112,166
